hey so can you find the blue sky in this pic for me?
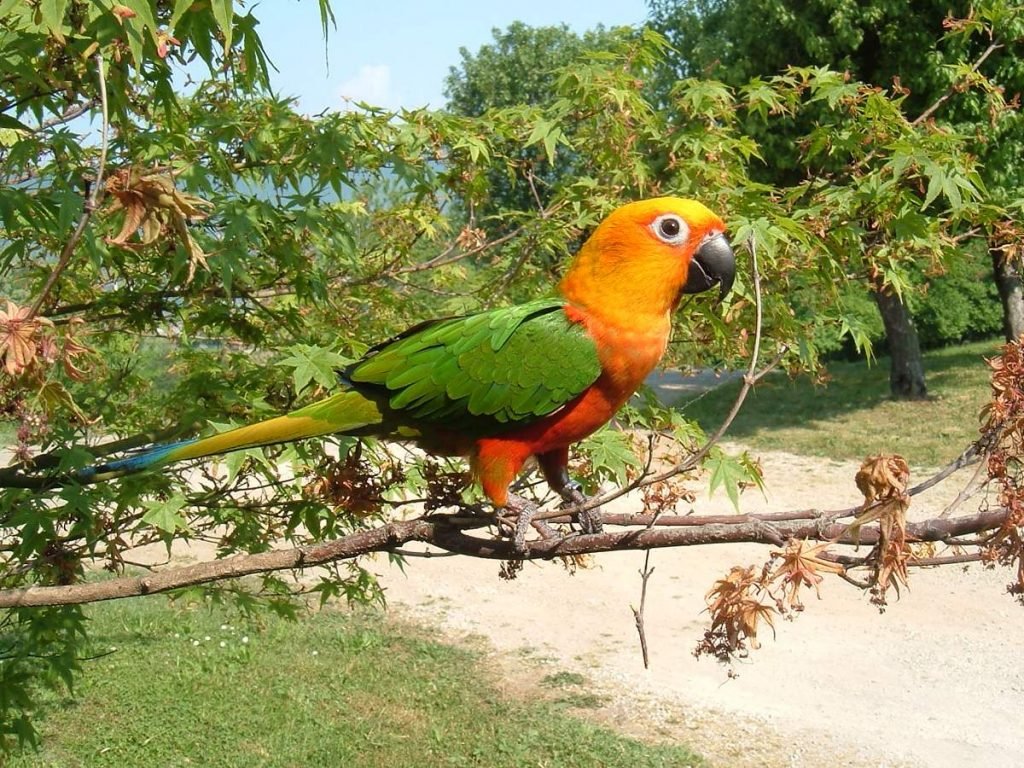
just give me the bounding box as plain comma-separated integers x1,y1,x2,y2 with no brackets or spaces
253,0,651,113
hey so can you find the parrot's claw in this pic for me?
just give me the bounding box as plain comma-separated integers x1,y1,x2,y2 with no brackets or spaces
500,483,601,555
557,480,602,535
501,494,540,556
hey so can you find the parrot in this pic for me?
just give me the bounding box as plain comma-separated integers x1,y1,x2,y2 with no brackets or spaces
73,197,735,536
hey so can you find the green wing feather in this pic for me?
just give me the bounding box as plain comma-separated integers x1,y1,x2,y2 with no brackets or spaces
75,300,597,484
346,298,601,432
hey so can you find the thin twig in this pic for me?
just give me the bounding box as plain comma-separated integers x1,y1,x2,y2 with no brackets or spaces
28,54,110,318
908,443,980,496
38,98,99,131
525,167,546,214
631,550,654,669
938,449,989,518
912,39,1002,126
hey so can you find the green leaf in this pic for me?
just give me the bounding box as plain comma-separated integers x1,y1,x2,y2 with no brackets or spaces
121,0,158,34
705,452,748,511
142,494,188,533
38,0,69,38
0,0,23,18
921,164,944,209
169,0,194,30
222,446,259,481
278,344,350,393
317,0,336,40
211,0,234,51
525,118,564,164
0,113,31,132
580,427,640,487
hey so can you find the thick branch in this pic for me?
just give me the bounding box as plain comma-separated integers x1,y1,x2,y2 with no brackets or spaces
0,507,1008,609
0,519,435,608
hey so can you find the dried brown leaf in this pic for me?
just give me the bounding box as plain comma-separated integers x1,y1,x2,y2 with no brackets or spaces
771,539,844,609
0,301,52,376
103,167,213,281
700,565,777,656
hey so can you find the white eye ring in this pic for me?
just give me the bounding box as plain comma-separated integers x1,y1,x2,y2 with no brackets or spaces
650,214,689,245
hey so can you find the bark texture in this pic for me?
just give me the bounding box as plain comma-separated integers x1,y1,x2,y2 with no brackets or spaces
873,287,927,399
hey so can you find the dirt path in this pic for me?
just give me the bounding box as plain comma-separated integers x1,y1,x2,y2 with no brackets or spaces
371,448,1024,768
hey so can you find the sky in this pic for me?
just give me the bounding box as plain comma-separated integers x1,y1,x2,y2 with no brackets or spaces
251,0,652,114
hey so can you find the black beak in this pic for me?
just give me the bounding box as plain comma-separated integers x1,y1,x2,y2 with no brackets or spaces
682,233,736,300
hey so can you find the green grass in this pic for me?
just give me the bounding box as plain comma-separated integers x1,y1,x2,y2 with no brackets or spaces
680,339,1000,467
9,597,704,768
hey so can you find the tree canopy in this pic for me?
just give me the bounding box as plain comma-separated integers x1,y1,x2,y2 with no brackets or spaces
1,0,1022,753
647,0,1024,391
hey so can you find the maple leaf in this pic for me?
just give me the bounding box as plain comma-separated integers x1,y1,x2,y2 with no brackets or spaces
847,455,915,607
0,301,52,376
704,565,776,652
771,539,845,609
60,318,92,381
855,454,910,507
848,454,910,547
156,31,180,59
104,167,213,284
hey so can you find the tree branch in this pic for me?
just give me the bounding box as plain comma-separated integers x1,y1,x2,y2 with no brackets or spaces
911,39,1003,126
28,54,110,319
0,506,1008,609
631,550,654,669
38,98,99,131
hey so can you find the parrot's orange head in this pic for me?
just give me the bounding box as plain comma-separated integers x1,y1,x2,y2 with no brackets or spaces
559,197,735,326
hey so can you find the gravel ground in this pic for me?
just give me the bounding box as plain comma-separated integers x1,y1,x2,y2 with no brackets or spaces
373,447,1024,768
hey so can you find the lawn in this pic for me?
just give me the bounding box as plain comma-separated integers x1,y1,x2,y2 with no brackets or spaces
679,339,1000,467
8,596,704,768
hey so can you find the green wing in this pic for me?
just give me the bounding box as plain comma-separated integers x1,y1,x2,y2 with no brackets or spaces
345,298,601,431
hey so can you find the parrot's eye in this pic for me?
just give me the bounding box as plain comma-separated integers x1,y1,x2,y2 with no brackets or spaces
651,214,689,245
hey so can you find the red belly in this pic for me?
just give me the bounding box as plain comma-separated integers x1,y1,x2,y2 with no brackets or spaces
472,324,669,505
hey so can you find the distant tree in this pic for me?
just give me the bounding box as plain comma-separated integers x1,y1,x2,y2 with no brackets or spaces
649,0,1024,394
445,22,618,116
444,22,623,224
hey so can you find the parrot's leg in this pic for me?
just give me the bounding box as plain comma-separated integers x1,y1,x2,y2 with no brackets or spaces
475,447,543,552
538,448,603,534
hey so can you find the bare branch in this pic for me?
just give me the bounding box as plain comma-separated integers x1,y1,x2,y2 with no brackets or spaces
38,98,99,131
0,506,1009,609
908,443,980,496
28,54,110,319
631,550,654,669
0,519,434,608
912,39,1003,126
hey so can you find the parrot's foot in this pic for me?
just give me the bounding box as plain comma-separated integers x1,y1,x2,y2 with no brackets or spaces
499,486,601,555
500,494,540,555
557,480,602,535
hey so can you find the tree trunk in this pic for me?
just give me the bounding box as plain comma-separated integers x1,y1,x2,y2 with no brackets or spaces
872,288,927,399
991,242,1024,342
